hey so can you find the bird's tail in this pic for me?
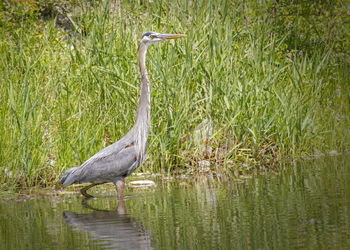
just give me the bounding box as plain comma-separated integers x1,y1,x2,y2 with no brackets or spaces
60,167,79,187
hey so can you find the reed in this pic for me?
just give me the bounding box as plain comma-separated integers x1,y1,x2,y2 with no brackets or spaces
0,0,348,190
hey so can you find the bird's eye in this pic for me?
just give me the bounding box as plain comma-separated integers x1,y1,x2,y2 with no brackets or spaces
150,34,155,38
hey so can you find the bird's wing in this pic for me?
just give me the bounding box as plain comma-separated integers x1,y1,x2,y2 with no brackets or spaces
80,138,130,168
75,144,140,183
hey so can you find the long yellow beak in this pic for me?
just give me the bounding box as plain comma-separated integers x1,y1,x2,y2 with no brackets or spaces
158,34,186,40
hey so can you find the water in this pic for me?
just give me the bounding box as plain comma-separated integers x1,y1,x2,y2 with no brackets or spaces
1,156,349,249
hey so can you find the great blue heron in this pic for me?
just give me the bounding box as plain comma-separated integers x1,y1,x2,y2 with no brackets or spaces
60,32,185,199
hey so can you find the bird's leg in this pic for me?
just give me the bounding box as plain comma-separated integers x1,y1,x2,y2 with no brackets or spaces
80,183,98,198
115,178,125,200
117,198,127,215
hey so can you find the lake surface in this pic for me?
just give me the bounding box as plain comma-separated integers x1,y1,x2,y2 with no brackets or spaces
1,155,349,249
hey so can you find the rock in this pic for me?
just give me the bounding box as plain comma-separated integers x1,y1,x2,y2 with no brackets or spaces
129,180,156,188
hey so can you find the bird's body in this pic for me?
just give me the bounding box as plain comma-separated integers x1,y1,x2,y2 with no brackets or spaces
60,32,184,198
60,129,144,186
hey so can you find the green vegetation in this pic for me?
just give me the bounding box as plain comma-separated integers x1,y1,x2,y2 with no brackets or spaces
0,0,349,190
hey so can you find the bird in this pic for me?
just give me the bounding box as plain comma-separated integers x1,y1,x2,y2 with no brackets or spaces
60,32,185,199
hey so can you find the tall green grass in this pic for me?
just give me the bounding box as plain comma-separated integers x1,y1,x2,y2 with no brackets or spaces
0,0,349,190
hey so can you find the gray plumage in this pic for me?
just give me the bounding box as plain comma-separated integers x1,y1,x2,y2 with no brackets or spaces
60,32,185,198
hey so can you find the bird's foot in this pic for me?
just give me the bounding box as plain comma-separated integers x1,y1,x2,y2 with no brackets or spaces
80,183,98,198
80,189,94,198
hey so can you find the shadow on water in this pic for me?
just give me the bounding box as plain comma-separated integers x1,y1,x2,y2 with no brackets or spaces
62,198,153,250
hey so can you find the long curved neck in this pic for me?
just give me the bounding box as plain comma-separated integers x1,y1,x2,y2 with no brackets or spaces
134,42,151,137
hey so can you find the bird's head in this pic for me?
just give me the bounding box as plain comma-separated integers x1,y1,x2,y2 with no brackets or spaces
141,32,185,45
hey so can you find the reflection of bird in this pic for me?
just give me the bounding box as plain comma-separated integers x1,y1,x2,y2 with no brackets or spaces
60,32,185,198
63,199,153,249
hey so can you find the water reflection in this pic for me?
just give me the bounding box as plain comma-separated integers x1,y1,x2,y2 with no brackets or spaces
1,156,349,249
62,199,153,250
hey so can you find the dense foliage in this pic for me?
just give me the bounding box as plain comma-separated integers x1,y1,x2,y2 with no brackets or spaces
0,0,349,190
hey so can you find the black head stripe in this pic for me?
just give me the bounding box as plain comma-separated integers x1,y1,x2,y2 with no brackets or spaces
142,32,153,38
